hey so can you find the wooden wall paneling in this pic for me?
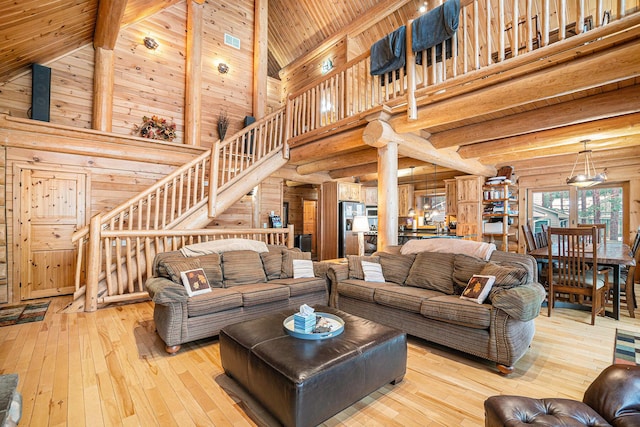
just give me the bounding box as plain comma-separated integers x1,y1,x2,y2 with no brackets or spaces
258,177,284,229
112,3,187,143
208,195,255,228
267,76,283,114
200,0,255,148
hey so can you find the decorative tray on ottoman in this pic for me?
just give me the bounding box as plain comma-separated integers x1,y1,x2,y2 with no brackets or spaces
283,312,345,340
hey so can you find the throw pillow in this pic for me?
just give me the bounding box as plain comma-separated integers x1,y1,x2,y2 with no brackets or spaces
281,250,312,278
362,260,386,283
347,255,380,279
460,275,495,304
163,259,202,284
405,252,455,294
293,259,315,279
260,251,283,280
195,253,223,287
452,254,488,295
480,262,527,289
378,252,415,284
222,250,267,286
180,268,212,297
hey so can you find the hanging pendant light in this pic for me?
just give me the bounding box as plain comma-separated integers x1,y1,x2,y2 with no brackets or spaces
566,140,607,187
407,167,416,216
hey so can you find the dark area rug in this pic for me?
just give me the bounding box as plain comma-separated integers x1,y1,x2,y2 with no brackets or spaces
614,329,640,366
0,301,50,327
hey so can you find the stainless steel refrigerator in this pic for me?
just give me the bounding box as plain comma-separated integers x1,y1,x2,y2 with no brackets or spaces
338,201,365,258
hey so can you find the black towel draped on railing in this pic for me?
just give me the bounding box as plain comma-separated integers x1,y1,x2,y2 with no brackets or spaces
369,0,460,78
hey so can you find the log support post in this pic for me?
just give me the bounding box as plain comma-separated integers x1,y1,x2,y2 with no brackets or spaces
185,0,204,146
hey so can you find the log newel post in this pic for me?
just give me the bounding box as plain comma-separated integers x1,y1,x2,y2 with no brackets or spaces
85,213,103,312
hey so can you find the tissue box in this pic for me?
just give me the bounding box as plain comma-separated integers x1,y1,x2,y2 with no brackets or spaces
293,313,316,333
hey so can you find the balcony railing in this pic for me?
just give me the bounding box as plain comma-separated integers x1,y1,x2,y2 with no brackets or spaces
287,0,637,142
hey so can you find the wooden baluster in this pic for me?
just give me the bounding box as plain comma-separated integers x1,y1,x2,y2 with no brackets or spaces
486,0,492,65
559,0,566,40
596,0,603,27
512,0,519,58
474,0,480,69
526,0,533,52
170,177,177,223
576,0,585,35
618,0,626,18
463,6,468,74
499,0,505,62
542,0,549,46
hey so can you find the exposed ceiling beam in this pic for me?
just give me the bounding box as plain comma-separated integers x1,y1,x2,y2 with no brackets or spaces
297,147,377,175
271,165,332,184
483,134,640,165
94,0,128,50
429,84,640,148
459,113,640,160
288,128,364,164
507,146,640,174
329,157,434,179
391,40,640,134
363,120,496,176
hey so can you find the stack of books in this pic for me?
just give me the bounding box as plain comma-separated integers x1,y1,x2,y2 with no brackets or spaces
293,313,316,333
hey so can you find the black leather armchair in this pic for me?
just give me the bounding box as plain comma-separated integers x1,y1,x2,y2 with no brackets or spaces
484,364,640,426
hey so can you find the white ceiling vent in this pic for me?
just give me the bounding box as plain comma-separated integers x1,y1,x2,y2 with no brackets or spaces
224,34,241,50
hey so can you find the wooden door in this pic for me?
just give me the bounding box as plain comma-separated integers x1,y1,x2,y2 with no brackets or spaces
303,199,317,257
20,169,86,300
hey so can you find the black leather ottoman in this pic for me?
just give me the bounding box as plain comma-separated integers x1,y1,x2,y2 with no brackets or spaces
219,305,407,427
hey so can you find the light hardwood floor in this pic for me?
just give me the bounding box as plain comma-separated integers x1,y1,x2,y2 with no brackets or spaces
2,289,639,427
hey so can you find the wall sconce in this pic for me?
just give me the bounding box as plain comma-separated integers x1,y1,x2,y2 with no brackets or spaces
143,37,159,50
218,63,229,74
321,58,333,74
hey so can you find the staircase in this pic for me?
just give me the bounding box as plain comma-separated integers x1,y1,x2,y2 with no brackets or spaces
71,108,289,311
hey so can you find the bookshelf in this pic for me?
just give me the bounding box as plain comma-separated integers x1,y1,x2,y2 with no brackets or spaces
482,182,519,252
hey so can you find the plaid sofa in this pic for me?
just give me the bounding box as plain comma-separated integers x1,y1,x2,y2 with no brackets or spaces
327,248,545,373
146,244,329,353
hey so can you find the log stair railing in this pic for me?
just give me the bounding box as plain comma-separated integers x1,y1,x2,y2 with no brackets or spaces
71,108,288,311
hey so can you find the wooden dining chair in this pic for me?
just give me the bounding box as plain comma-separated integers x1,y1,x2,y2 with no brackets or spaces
547,226,608,325
623,246,640,318
578,223,607,246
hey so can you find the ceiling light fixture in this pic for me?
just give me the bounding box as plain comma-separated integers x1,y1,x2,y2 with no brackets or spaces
143,36,159,50
566,140,607,187
419,2,427,13
408,167,416,216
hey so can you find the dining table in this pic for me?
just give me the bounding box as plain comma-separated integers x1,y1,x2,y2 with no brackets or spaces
528,241,636,320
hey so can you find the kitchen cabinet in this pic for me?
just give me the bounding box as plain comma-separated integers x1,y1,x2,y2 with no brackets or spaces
363,187,378,206
444,179,457,216
338,182,361,202
455,176,483,241
398,184,414,217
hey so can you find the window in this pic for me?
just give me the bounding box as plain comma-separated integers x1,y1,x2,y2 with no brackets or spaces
577,186,623,242
530,190,570,233
527,185,625,242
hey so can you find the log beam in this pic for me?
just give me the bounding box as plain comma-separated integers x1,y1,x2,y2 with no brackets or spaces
92,47,114,132
253,0,268,119
363,120,496,176
93,0,127,49
184,1,204,146
270,165,332,184
329,158,433,180
297,148,377,175
459,113,640,160
288,128,365,163
430,84,640,148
